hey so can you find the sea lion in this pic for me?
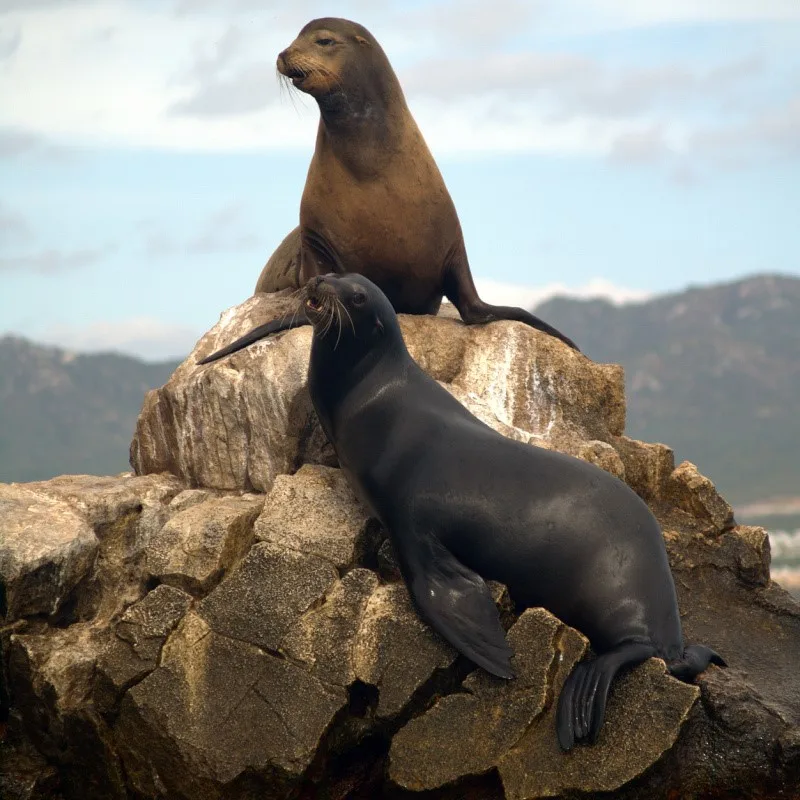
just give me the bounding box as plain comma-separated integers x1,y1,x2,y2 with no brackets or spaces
200,17,576,365
298,272,725,750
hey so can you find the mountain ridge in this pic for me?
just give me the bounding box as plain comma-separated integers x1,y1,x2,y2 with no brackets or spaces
1,272,797,507
533,272,800,505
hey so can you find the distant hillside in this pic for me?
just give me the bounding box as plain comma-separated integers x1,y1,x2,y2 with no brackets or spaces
1,273,798,506
534,273,800,506
0,337,179,483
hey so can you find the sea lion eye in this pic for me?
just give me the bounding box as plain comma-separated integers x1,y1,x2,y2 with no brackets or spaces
316,37,334,46
352,291,366,306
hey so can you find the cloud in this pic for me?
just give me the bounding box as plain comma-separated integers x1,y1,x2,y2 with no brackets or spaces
0,0,81,12
404,0,547,47
37,317,200,361
0,26,21,58
403,52,764,118
693,94,800,157
608,126,672,165
0,202,31,243
0,0,797,163
142,203,262,256
170,61,278,117
0,245,113,274
0,126,44,156
586,0,800,26
475,277,652,309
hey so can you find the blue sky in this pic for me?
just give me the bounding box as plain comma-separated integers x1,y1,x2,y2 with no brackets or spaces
1,0,799,359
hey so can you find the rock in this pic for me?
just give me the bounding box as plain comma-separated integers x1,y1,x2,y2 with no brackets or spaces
197,541,339,653
0,484,97,622
131,299,625,493
147,493,264,594
376,537,402,582
7,623,127,799
94,585,193,713
389,608,699,797
0,725,62,800
114,613,347,799
130,294,332,494
3,311,800,799
20,473,182,529
664,460,735,533
353,583,457,720
254,465,376,571
282,568,380,687
578,439,626,480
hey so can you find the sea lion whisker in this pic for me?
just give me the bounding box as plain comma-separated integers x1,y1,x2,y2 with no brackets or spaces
290,53,348,99
321,295,336,338
337,296,356,336
333,299,344,350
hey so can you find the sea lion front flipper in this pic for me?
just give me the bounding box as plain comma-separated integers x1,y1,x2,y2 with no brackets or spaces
197,316,310,365
401,533,514,680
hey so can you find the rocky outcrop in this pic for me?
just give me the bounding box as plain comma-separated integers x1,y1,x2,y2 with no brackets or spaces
130,292,626,493
2,303,800,799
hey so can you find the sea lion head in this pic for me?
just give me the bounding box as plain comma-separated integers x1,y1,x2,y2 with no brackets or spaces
277,18,397,107
304,272,402,358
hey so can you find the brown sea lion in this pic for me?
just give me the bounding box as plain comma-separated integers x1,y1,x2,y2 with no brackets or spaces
201,18,576,365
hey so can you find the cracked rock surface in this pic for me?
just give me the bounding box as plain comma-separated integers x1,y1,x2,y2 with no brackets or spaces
2,311,799,799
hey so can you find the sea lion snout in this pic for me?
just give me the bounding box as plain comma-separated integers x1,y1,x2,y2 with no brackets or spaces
304,274,339,310
276,48,302,79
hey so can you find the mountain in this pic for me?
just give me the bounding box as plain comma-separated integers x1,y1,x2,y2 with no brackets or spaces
1,273,798,508
533,273,800,506
0,337,179,483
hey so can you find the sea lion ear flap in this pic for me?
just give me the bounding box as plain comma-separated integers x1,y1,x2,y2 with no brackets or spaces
355,35,370,46
374,315,384,334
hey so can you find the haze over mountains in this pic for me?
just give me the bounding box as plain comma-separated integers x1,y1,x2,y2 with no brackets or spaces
1,273,798,515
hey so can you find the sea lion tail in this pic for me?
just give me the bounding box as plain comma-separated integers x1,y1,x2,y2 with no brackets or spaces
667,644,727,682
556,641,656,751
197,317,309,365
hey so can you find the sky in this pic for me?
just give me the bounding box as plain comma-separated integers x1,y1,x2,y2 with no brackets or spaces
1,0,799,360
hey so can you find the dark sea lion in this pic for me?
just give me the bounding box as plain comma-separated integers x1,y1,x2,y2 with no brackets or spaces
298,272,725,750
200,17,576,365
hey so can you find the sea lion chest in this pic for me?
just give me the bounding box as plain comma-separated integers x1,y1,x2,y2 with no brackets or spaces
301,131,460,313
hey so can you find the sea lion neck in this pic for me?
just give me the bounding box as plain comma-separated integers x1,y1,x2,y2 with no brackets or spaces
313,39,409,173
309,314,408,404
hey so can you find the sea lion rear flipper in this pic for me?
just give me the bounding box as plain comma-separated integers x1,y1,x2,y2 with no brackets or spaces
667,644,726,681
442,254,580,351
197,316,309,365
556,641,656,751
402,534,514,680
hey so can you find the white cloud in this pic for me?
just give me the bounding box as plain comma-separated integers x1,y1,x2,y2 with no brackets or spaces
475,277,652,309
0,201,31,243
0,0,796,158
37,317,201,361
586,0,800,27
0,245,114,273
140,203,263,257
